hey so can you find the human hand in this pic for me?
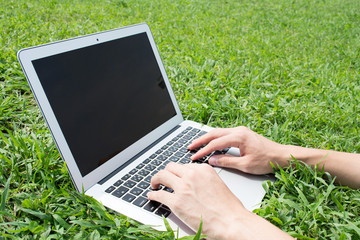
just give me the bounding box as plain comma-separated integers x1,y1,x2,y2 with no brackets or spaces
147,162,248,239
188,126,289,175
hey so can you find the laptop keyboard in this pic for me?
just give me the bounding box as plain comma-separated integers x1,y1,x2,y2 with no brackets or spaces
104,126,229,218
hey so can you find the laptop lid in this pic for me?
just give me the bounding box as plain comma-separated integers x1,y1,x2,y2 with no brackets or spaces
17,23,184,192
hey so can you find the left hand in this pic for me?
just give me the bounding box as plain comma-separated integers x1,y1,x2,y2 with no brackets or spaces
188,127,289,175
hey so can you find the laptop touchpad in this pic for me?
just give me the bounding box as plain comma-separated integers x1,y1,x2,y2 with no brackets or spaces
218,168,274,211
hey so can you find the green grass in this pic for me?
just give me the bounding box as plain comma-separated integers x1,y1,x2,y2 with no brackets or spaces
1,0,360,239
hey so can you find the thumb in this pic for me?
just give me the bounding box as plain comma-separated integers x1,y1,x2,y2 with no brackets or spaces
208,154,242,169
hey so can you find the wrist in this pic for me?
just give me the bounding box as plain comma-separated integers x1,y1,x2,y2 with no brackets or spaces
218,207,254,240
280,144,334,169
226,211,253,240
268,143,294,169
223,209,294,240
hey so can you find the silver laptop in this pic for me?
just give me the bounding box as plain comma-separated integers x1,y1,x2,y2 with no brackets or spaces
18,23,272,236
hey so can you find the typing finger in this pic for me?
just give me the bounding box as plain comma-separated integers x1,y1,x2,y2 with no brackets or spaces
190,134,237,160
187,128,230,150
151,169,181,190
164,162,189,178
147,190,176,210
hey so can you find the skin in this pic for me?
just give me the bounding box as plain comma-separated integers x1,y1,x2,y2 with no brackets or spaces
147,126,360,239
189,126,360,188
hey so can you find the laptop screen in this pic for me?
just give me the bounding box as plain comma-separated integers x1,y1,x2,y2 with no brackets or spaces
32,32,177,176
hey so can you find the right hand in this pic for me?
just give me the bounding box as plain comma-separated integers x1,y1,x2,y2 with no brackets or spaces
188,126,289,175
148,162,248,239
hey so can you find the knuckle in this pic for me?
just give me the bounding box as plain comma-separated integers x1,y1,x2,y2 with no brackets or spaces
157,169,167,176
241,164,251,173
201,163,214,171
186,169,198,180
207,140,220,151
164,162,176,170
236,126,248,133
151,169,166,182
219,157,230,167
172,198,183,212
212,127,223,133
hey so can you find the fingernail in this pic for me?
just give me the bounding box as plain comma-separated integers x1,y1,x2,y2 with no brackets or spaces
208,155,221,166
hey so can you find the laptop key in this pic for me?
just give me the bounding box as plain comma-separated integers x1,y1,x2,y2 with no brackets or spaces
105,186,116,193
155,207,171,218
178,139,188,144
162,160,171,167
124,180,136,188
113,180,123,187
111,186,129,198
144,201,161,212
151,159,162,166
142,189,151,197
169,156,180,162
131,175,143,182
173,142,183,148
121,174,131,181
222,147,230,153
144,175,152,183
168,146,177,152
198,130,207,136
161,204,170,210
179,158,190,164
213,150,223,155
164,187,174,193
157,165,165,171
138,181,150,189
162,151,172,157
138,169,150,177
136,163,145,169
122,193,136,203
183,135,192,140
129,169,138,175
179,147,188,153
156,155,167,161
175,152,185,158
187,131,197,136
143,158,151,164
133,196,148,207
145,164,156,171
176,132,184,137
130,187,143,196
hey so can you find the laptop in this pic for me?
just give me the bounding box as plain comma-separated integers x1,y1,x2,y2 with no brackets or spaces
17,23,273,236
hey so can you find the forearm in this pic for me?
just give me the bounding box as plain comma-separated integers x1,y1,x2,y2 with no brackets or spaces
224,209,294,240
280,145,360,188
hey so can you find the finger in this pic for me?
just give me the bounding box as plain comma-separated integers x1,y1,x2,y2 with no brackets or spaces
208,154,242,169
165,162,189,177
190,134,238,160
208,155,269,175
151,169,181,190
147,190,176,209
187,128,229,150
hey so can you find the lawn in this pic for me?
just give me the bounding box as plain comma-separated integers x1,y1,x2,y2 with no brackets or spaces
1,0,360,239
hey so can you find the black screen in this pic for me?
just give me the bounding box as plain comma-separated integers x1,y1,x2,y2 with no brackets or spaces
32,32,177,176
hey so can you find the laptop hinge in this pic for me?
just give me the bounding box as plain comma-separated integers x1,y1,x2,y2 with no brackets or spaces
98,124,181,185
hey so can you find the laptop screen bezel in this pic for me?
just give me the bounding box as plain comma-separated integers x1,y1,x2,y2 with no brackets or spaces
17,23,184,191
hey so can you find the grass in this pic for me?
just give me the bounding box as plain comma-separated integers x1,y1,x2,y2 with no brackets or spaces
1,0,360,239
